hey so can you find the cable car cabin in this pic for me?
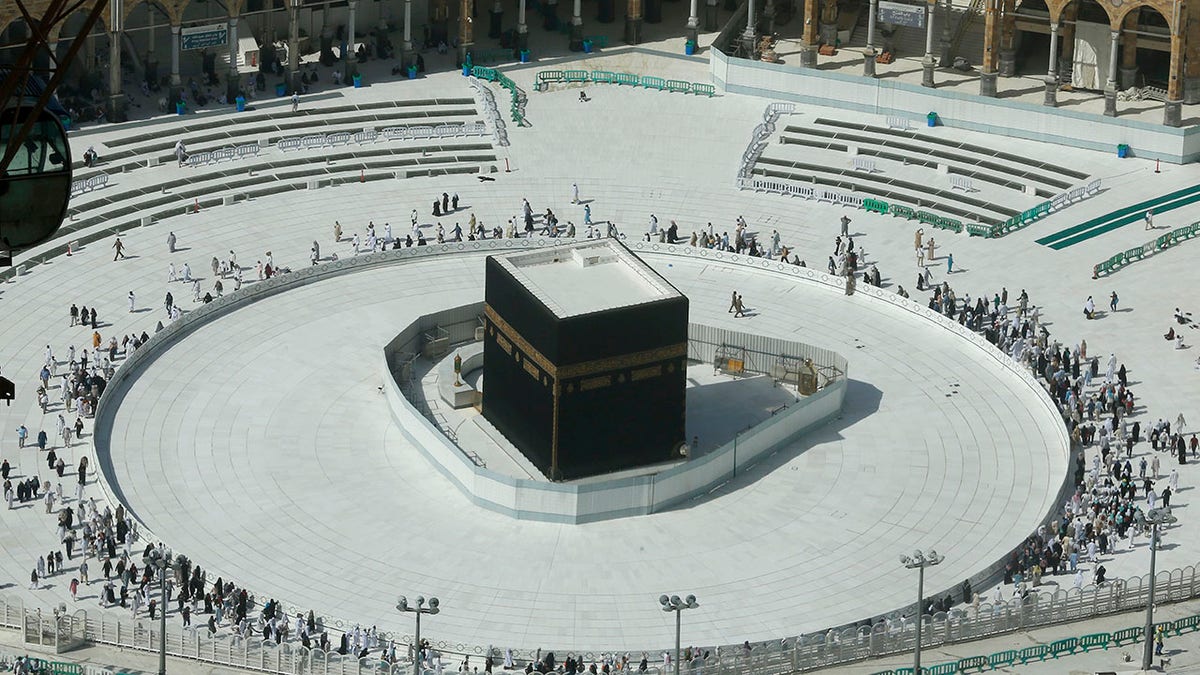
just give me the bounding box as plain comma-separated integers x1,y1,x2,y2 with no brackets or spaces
0,102,72,254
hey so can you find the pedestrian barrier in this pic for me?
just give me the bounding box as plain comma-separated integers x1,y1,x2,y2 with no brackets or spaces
534,70,717,97
983,177,1104,239
987,650,1017,668
1049,636,1078,656
536,70,566,90
949,175,974,192
1093,220,1200,277
472,66,527,125
641,76,668,90
886,116,912,130
181,142,262,167
864,198,888,214
469,78,509,147
667,79,691,93
70,173,110,196
852,157,877,173
1171,614,1200,634
889,204,915,220
1017,644,1049,663
1079,632,1109,651
955,655,988,672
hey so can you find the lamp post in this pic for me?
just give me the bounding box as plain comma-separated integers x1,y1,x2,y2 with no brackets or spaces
397,595,440,674
1142,507,1177,669
659,594,699,675
143,547,174,675
900,549,944,675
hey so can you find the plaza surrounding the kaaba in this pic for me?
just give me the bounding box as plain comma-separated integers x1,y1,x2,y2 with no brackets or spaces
3,1,1200,670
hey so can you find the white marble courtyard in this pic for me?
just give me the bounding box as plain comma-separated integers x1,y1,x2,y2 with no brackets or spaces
0,39,1199,662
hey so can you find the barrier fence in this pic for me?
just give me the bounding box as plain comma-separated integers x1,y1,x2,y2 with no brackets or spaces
183,142,262,167
70,173,110,196
1092,220,1200,277
741,176,964,234
470,67,527,126
468,79,510,147
534,70,716,97
6,566,1200,675
275,123,488,153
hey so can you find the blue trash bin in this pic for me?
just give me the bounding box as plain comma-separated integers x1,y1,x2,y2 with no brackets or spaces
175,101,186,116
582,40,593,53
520,49,531,63
1117,143,1130,158
235,96,246,112
926,111,937,127
685,40,696,55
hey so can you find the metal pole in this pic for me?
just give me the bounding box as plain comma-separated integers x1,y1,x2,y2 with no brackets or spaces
414,611,422,674
674,609,682,675
1143,524,1159,669
159,566,167,675
914,565,925,675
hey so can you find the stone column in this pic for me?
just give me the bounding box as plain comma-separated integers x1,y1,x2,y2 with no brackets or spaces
979,0,998,95
572,0,585,49
863,0,878,76
998,0,1015,75
346,0,357,74
108,24,125,121
1058,1,1077,84
799,0,818,66
921,0,936,87
1185,4,1200,104
686,0,699,44
227,16,240,101
288,0,300,93
704,0,718,30
403,0,414,64
518,0,531,49
1043,21,1058,106
1164,24,1184,125
458,0,474,65
490,0,503,38
740,0,756,54
1104,29,1119,116
1119,10,1139,89
938,0,952,66
170,23,181,85
144,10,159,90
624,0,642,43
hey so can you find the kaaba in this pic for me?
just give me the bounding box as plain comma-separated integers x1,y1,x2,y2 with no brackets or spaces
481,239,688,481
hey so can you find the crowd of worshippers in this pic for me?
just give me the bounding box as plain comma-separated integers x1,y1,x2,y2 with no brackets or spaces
509,649,673,675
923,281,1194,603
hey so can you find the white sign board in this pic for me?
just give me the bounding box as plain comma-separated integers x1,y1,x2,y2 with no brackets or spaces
878,1,925,28
181,23,229,51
